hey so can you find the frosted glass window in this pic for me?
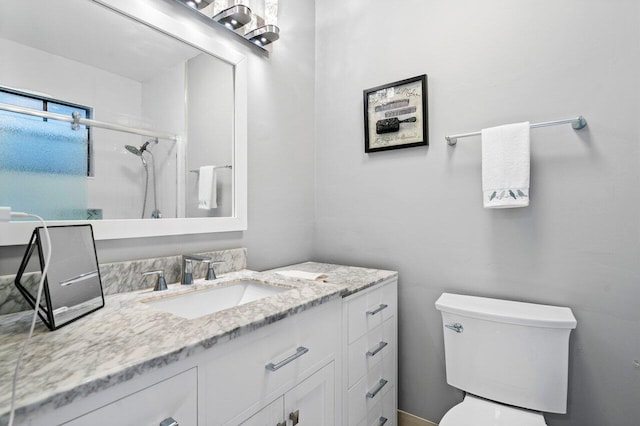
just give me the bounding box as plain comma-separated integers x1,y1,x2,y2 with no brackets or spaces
0,88,92,220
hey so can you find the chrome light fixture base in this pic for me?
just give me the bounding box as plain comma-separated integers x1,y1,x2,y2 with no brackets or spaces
212,5,253,31
244,24,280,47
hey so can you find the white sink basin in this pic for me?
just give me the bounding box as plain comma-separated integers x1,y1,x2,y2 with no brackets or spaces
144,280,288,319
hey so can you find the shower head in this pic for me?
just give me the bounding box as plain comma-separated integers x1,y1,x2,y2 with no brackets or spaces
125,144,143,156
124,138,158,156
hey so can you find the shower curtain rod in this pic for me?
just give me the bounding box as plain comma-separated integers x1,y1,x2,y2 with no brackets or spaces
445,116,587,146
0,102,178,142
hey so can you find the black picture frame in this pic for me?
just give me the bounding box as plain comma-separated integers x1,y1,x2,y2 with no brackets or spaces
363,74,428,153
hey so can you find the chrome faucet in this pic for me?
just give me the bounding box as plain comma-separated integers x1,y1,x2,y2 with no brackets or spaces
142,269,168,291
181,255,224,284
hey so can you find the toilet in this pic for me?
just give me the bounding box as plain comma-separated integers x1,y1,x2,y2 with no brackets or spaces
435,293,577,426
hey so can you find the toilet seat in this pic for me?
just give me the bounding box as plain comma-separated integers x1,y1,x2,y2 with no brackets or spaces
440,394,548,426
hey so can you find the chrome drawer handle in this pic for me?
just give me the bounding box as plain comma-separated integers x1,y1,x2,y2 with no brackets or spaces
379,417,388,425
265,347,309,371
366,341,388,357
366,378,388,399
160,418,178,426
445,323,464,333
366,304,388,316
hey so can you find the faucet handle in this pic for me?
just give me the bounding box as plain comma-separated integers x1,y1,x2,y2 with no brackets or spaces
142,270,168,292
202,260,225,281
182,259,194,285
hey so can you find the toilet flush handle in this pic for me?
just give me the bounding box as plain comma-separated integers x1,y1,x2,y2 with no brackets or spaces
445,323,464,333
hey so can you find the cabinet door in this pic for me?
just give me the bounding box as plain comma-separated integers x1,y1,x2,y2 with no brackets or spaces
284,362,335,426
63,368,197,426
204,300,341,425
240,396,284,426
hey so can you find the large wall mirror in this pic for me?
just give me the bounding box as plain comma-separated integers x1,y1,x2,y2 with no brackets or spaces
0,0,248,245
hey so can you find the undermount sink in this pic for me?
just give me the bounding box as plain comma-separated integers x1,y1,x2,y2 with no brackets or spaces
144,280,288,319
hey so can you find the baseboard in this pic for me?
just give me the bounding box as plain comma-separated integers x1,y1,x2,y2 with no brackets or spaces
397,410,438,426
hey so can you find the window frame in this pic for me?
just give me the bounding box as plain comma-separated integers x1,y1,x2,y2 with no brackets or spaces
0,86,94,177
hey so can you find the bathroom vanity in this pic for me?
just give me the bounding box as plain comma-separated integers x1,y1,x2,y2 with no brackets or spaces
0,260,397,426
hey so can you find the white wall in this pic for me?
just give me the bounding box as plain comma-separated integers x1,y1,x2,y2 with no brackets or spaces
314,0,640,425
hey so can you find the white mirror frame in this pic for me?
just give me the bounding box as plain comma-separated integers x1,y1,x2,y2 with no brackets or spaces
0,0,248,246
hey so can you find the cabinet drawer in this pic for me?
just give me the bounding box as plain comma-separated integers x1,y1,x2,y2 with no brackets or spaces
205,300,341,425
357,386,395,426
63,368,197,426
347,281,396,344
347,349,395,426
348,317,396,388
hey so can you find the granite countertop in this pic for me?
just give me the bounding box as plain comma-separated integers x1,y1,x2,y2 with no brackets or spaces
0,261,396,421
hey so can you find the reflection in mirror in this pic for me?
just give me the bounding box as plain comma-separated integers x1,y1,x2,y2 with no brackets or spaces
0,0,235,222
15,225,104,330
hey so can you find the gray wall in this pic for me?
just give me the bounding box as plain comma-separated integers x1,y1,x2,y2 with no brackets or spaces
313,0,640,425
0,0,317,273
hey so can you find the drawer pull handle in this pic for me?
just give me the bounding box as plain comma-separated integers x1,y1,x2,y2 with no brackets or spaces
366,378,388,399
366,304,388,316
366,341,388,357
379,417,388,425
289,410,300,425
160,418,179,426
265,347,309,371
277,423,286,426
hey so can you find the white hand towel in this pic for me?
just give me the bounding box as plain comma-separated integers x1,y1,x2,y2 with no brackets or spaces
198,166,217,210
481,122,530,208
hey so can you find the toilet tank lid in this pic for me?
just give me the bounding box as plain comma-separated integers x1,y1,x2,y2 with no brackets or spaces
435,293,577,329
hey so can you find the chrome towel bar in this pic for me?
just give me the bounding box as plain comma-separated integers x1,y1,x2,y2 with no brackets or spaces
446,116,587,146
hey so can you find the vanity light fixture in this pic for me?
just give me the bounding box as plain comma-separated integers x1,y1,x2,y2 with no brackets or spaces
241,0,279,47
175,0,279,50
244,24,279,46
212,4,253,31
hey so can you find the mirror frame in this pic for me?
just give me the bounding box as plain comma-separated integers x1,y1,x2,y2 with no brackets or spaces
0,0,248,246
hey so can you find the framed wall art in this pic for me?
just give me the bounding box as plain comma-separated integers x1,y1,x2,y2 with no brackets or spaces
363,74,428,153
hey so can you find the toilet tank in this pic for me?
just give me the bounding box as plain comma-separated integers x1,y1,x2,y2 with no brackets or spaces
435,293,577,414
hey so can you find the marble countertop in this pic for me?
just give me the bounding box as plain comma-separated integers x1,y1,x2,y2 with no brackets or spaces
0,261,396,421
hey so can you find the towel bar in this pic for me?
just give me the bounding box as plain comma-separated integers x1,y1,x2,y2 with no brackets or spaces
446,116,587,146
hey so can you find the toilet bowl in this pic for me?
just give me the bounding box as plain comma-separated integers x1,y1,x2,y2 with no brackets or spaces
439,394,547,426
435,293,577,426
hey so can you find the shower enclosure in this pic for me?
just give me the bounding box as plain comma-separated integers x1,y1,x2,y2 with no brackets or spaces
125,139,162,219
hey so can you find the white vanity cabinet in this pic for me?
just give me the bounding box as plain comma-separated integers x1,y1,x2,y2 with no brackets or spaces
240,362,334,426
20,298,342,426
62,368,198,426
11,269,399,426
342,278,398,426
203,299,341,425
